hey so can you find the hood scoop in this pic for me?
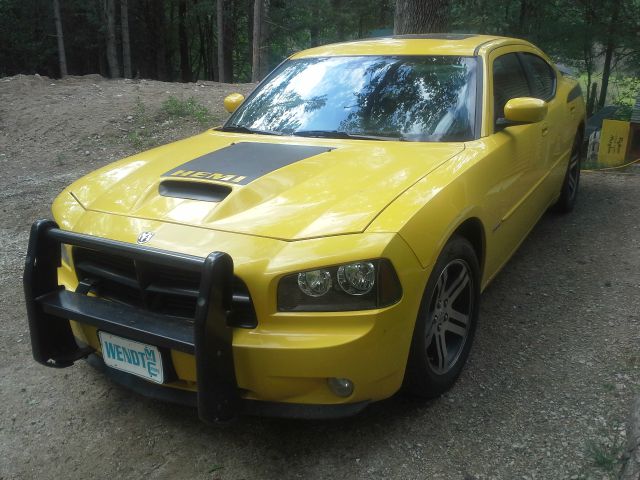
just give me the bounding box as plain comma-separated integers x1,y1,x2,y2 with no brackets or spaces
158,179,232,203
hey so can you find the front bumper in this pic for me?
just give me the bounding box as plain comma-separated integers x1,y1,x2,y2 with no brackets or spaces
24,219,424,421
86,353,369,419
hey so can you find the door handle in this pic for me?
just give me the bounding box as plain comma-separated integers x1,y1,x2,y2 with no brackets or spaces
541,124,549,136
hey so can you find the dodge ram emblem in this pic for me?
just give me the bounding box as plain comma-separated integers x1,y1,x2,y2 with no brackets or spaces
137,231,154,244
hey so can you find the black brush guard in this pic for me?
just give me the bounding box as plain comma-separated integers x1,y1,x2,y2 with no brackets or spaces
23,219,239,423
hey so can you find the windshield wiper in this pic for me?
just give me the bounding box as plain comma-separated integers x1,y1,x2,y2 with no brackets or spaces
292,130,403,141
219,125,283,136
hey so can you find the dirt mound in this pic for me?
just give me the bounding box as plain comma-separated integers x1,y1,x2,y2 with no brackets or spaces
0,75,254,197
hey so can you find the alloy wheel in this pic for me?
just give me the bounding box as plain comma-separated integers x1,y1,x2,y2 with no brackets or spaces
426,259,474,375
567,144,581,201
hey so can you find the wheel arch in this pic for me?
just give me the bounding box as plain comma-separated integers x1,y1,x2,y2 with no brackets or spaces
451,217,486,279
577,120,585,144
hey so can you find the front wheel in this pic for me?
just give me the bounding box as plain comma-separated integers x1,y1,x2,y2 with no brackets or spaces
554,134,582,213
403,236,480,399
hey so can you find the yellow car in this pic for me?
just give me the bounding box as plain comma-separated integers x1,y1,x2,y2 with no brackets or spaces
24,34,585,422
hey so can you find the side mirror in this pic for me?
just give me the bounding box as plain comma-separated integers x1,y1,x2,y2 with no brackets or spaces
223,93,245,113
498,97,547,128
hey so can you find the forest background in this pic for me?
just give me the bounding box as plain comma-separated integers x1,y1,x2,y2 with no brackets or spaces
1,0,639,119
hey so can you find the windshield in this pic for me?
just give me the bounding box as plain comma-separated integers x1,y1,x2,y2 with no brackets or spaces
224,55,478,142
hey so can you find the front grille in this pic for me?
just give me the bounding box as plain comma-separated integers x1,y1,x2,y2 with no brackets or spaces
72,247,257,328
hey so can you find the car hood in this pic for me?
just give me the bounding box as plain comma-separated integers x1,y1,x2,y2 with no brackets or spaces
69,131,464,240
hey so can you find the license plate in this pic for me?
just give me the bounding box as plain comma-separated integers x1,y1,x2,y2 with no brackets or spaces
98,332,164,384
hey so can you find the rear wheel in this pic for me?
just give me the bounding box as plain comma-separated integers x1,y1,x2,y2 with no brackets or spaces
403,236,480,398
554,134,582,213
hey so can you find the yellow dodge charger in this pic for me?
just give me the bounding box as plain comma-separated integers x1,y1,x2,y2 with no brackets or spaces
24,34,585,422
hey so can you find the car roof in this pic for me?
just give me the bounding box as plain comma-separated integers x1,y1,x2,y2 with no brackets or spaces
291,34,532,58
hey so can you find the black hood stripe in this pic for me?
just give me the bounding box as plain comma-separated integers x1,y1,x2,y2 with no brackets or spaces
162,142,334,185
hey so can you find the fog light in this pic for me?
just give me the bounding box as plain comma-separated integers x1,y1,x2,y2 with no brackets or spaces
327,377,354,397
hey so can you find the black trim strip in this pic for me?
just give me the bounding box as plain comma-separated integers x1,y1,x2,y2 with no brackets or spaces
567,84,582,102
473,40,525,55
474,56,484,139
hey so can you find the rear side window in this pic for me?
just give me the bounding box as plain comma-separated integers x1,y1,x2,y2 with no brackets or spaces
521,53,556,101
492,53,531,120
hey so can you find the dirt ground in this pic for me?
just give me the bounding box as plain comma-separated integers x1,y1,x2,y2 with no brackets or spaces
1,75,639,480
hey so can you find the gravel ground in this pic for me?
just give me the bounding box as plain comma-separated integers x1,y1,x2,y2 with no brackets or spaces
0,75,639,480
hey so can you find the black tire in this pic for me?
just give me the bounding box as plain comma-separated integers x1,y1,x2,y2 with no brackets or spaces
403,235,480,399
554,133,582,213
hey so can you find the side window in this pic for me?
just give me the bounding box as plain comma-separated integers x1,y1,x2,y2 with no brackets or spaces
521,53,556,101
492,53,531,121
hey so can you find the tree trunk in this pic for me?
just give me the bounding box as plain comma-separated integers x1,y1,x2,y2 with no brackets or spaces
217,0,226,82
251,0,270,82
103,0,120,77
582,1,594,114
211,14,219,81
597,6,619,110
332,0,345,39
120,0,132,78
224,0,234,82
196,17,205,80
309,0,320,46
247,0,253,74
52,0,68,77
153,0,168,80
585,69,592,113
216,0,234,82
394,0,451,34
518,0,530,34
179,0,191,82
587,82,598,117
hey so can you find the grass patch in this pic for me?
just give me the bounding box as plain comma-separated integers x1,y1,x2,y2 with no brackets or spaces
585,428,626,477
124,98,156,149
122,96,218,150
55,153,67,166
159,96,215,124
126,130,150,150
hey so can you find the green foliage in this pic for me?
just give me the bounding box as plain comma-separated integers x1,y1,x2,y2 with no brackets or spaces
610,76,640,121
585,435,625,475
123,96,217,149
125,98,155,149
160,96,214,123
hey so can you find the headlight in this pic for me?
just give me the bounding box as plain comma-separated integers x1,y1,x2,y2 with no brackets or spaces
277,259,402,312
337,262,375,295
297,269,332,297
